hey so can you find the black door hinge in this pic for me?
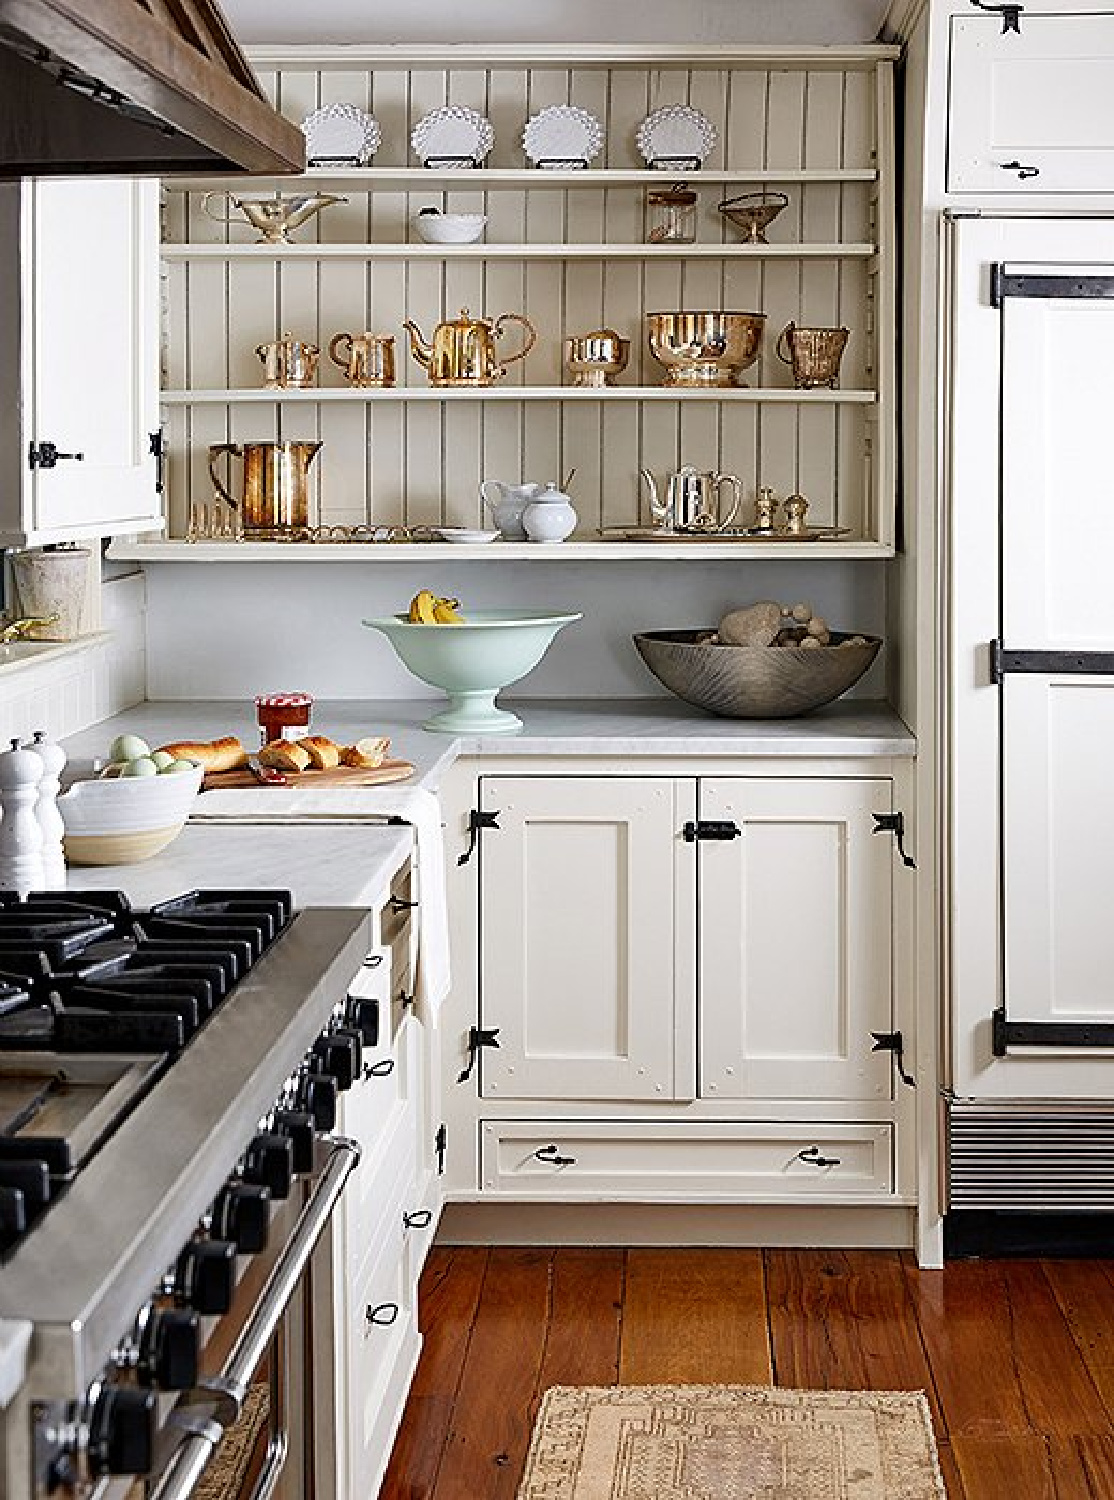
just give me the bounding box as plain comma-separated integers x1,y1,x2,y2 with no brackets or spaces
872,810,916,869
871,1030,916,1088
28,440,84,470
434,1123,447,1175
457,1025,500,1084
149,430,165,493
970,0,1023,33
993,1008,1114,1055
458,809,500,866
989,638,1114,683
682,820,741,842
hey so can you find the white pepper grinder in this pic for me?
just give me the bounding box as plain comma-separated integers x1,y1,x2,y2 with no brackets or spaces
31,730,66,889
0,737,45,895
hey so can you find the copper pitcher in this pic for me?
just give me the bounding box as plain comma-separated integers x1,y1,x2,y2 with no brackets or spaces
403,307,536,387
208,441,322,536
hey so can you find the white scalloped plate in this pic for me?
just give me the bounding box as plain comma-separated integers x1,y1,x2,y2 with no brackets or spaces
301,103,381,166
636,104,716,168
411,106,495,166
522,104,604,167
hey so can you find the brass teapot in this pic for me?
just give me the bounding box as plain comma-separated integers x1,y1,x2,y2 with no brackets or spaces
403,307,536,387
203,191,347,244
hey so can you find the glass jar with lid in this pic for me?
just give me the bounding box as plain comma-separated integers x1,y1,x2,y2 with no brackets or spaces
645,184,697,244
255,691,313,745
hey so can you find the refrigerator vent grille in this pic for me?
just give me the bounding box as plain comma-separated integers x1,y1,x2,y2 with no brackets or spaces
949,1101,1114,1208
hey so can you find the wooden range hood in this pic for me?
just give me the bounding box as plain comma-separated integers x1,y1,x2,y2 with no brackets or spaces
0,0,304,176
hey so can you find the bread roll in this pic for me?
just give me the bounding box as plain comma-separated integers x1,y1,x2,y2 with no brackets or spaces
297,735,341,771
341,736,391,769
258,739,311,773
156,735,247,773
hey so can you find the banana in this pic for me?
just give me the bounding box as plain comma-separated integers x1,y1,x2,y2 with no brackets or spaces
408,590,465,624
433,597,463,624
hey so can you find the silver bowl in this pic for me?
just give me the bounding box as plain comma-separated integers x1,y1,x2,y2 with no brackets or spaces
646,310,766,388
633,628,881,718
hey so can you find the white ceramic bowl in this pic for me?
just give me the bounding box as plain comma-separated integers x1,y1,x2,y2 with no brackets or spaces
59,763,204,865
413,212,487,245
436,527,501,544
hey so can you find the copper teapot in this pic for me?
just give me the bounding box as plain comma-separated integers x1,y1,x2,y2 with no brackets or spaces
403,307,536,387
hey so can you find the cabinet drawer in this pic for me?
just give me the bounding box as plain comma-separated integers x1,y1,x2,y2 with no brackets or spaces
379,863,415,949
344,1094,416,1282
480,1119,893,1200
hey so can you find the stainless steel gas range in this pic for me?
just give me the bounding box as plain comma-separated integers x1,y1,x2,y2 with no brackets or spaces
0,888,377,1500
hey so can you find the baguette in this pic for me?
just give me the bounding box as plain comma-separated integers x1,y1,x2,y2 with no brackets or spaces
296,734,341,771
156,735,247,773
258,739,311,773
340,736,391,769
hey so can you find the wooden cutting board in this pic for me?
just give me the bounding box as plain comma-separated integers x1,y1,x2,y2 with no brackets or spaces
202,758,415,791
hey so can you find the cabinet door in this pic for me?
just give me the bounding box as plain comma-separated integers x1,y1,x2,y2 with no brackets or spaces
948,15,1114,193
479,776,695,1101
21,177,160,544
699,778,893,1101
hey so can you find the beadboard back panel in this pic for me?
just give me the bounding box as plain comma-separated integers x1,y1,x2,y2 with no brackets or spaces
160,52,893,545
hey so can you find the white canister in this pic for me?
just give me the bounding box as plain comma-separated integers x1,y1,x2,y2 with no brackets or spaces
9,547,91,640
522,483,577,544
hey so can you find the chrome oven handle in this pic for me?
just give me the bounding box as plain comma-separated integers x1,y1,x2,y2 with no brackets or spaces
148,1137,361,1500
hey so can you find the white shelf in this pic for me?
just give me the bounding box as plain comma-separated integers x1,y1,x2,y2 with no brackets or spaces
160,386,877,405
109,539,894,563
162,241,875,261
168,167,880,194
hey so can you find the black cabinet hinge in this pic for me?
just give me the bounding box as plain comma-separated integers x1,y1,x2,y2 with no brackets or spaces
149,430,165,493
434,1123,447,1175
458,809,500,866
871,811,916,869
871,1030,916,1088
989,638,1114,683
457,1025,500,1084
28,440,84,471
682,820,741,843
993,1008,1114,1055
970,0,1023,33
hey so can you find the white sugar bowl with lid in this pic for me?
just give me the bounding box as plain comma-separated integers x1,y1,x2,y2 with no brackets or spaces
522,483,577,544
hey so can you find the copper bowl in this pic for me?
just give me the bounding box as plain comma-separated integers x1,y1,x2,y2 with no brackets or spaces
633,628,881,718
646,310,765,388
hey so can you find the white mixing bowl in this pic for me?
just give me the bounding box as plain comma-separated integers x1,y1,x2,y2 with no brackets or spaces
59,763,204,865
413,212,487,245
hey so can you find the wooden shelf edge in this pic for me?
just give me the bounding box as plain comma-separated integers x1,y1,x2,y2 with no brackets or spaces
160,242,877,261
159,387,879,405
108,540,895,562
166,166,880,193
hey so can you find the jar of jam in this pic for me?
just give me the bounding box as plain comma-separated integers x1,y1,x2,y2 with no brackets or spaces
255,692,313,745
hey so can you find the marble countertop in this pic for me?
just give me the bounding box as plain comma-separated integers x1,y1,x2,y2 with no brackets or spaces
0,1319,31,1410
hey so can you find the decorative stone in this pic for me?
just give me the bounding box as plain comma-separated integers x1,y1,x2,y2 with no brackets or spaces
718,601,781,646
790,601,812,623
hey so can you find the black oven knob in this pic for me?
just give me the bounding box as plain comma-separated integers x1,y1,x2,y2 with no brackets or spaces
273,1109,315,1174
345,995,380,1046
213,1182,270,1254
334,1024,364,1075
139,1309,199,1391
0,1184,26,1250
88,1386,157,1476
299,1071,338,1131
176,1239,236,1315
312,1032,358,1091
243,1132,294,1201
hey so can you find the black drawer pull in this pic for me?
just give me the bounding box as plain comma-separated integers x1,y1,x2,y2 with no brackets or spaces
365,1302,400,1326
534,1144,576,1167
398,991,415,1009
797,1145,841,1168
388,896,418,914
362,952,384,969
1000,158,1039,180
403,1209,432,1230
363,1058,395,1079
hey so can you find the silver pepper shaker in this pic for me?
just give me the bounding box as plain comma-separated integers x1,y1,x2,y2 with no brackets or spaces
0,737,45,895
31,730,67,889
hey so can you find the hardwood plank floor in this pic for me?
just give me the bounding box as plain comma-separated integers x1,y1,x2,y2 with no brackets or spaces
379,1249,1114,1499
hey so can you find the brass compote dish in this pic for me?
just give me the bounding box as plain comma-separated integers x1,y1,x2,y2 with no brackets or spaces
717,190,789,244
646,310,766,388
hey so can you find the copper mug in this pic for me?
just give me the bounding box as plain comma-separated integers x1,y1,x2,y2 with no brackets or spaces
208,441,322,536
329,331,396,388
255,333,319,389
776,322,850,389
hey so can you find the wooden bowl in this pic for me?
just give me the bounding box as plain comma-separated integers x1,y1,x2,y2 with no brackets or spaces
633,629,882,718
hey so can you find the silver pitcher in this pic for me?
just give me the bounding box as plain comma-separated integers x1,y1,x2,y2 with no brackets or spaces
255,333,320,389
639,466,745,532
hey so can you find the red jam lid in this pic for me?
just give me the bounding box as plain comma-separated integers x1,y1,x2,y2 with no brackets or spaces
255,692,314,709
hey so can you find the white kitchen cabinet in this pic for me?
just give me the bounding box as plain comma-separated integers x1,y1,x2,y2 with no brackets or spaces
699,777,894,1101
948,13,1114,193
0,176,162,548
479,776,696,1102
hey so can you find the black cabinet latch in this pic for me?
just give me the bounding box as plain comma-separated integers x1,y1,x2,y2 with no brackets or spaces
28,440,84,470
457,1025,500,1084
434,1123,447,1175
970,0,1023,33
871,811,916,868
149,430,165,493
871,1030,916,1088
682,820,741,842
458,809,500,866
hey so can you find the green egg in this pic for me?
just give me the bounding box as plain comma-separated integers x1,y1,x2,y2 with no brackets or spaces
120,756,158,777
108,733,151,763
151,750,176,771
167,758,199,774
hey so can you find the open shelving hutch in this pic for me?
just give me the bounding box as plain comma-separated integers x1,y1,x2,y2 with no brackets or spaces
128,43,897,562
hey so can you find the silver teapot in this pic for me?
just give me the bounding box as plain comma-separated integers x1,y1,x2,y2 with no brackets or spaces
639,466,744,533
203,191,347,244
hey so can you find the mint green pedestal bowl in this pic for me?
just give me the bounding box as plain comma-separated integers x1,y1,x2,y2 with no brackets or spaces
363,610,582,734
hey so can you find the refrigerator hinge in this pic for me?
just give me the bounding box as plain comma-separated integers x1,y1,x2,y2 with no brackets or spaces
457,1025,500,1085
457,808,500,867
993,1009,1114,1054
435,1123,447,1175
871,811,916,869
989,637,1003,684
871,1030,916,1088
969,0,1024,34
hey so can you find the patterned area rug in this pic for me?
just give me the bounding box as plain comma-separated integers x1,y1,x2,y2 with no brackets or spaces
517,1384,946,1500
